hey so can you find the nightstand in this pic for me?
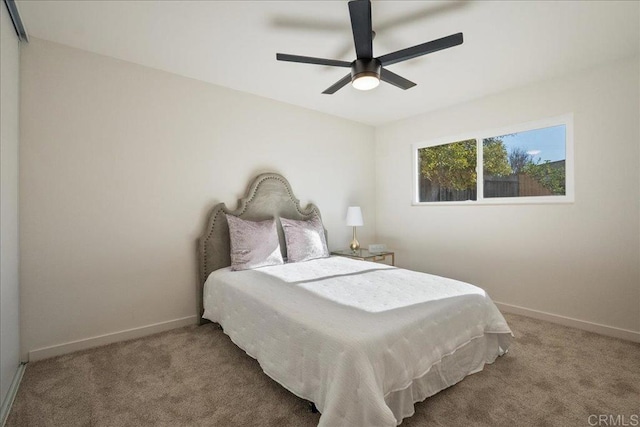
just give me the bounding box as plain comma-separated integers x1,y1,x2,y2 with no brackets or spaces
331,249,395,266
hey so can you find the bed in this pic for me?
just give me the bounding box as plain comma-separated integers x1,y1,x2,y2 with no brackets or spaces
197,173,512,427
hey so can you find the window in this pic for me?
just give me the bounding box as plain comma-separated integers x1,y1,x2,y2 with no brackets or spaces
413,115,573,205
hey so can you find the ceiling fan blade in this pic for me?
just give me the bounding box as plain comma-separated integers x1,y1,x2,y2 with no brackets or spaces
276,53,351,68
322,74,352,94
377,32,463,66
380,68,416,90
348,0,373,59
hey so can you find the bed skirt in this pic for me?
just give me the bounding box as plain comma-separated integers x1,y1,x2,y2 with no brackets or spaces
385,332,510,425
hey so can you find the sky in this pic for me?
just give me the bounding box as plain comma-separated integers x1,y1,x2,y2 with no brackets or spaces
492,125,566,163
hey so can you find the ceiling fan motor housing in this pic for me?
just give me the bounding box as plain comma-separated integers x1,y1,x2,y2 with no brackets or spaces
351,58,382,82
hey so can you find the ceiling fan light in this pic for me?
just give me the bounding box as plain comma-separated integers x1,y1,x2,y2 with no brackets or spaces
352,73,380,91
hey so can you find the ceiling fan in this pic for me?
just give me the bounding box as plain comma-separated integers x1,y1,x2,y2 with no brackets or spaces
276,0,463,94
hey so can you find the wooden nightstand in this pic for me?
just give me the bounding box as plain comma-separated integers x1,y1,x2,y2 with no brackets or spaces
331,249,395,266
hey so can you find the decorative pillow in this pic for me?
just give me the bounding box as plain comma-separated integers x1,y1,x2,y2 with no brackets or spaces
226,214,284,271
280,215,329,263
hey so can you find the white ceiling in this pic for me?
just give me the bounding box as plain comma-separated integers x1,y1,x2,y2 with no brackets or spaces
16,0,640,126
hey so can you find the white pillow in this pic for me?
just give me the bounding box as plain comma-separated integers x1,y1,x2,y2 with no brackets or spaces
226,215,284,271
280,215,329,263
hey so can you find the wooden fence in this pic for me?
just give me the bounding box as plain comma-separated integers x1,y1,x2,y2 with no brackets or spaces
419,173,553,202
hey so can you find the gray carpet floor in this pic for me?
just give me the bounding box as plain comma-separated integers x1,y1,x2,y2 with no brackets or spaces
6,313,640,427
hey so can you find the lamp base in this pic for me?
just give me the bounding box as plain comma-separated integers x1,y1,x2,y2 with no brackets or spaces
350,226,360,252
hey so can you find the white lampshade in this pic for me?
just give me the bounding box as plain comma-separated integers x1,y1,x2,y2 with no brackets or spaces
346,206,364,227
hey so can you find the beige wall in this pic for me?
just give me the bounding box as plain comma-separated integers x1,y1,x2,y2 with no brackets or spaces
1,1,22,404
20,39,375,359
375,56,640,337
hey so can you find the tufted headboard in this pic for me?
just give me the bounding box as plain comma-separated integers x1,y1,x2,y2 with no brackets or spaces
196,173,324,323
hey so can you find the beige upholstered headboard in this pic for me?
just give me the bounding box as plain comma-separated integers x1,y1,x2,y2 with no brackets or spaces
196,173,323,323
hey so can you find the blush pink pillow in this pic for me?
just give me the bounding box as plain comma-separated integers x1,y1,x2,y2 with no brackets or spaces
280,215,329,263
226,215,284,271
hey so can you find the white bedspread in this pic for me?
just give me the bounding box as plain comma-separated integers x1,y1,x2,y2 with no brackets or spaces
203,256,512,426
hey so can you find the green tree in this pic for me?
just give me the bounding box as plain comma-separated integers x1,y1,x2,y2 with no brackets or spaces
483,138,512,177
522,159,565,195
419,138,511,190
419,139,476,190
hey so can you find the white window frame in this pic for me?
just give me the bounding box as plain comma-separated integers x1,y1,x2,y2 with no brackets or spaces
412,114,574,206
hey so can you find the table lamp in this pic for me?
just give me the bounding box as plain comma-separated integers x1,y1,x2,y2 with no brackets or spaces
346,206,364,252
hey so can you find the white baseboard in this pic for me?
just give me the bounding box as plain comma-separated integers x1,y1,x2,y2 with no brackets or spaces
495,301,640,343
28,315,198,362
0,362,26,427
